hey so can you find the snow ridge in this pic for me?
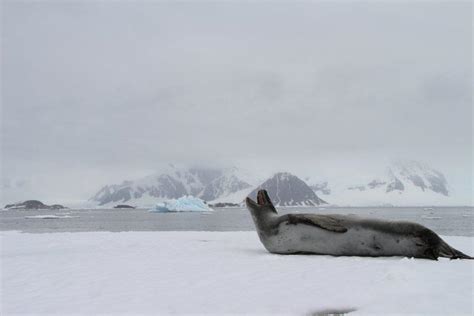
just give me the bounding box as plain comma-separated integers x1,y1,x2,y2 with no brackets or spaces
308,160,453,206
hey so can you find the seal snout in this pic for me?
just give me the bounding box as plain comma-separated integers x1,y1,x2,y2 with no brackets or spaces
245,197,257,208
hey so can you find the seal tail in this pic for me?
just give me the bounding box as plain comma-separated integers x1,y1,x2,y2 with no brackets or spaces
438,239,473,260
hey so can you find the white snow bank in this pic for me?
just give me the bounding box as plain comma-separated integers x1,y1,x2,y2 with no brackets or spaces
149,196,212,212
1,231,472,315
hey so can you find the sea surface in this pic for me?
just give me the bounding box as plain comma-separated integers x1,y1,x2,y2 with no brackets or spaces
1,207,473,236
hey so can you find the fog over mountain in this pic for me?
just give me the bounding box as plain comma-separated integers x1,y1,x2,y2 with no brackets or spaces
87,161,464,207
2,2,472,205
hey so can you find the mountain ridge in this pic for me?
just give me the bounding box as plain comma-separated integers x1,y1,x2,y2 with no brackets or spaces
90,166,252,206
308,160,452,206
89,161,457,207
247,172,326,206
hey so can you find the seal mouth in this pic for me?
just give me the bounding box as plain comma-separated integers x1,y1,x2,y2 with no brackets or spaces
257,190,270,206
248,189,277,214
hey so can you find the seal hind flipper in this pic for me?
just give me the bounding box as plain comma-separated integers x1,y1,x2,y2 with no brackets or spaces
414,229,473,260
438,239,473,260
284,214,348,233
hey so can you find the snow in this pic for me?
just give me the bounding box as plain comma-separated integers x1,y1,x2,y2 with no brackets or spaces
208,186,253,205
305,160,471,207
308,176,454,207
97,193,165,209
149,196,212,212
1,231,472,315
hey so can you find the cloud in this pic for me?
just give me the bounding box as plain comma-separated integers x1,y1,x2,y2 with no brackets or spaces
1,1,471,202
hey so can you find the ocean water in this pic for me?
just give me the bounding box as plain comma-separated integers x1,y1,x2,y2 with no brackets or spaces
1,207,473,236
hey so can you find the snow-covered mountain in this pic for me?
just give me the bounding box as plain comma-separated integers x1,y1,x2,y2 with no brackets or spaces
90,161,461,207
248,172,327,206
308,161,453,206
90,166,252,207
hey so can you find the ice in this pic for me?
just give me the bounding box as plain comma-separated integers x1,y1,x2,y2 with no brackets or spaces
1,231,472,315
24,215,79,219
421,215,442,220
149,196,212,212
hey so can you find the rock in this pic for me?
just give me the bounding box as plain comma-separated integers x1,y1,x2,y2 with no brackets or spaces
4,200,67,210
347,185,366,191
210,202,240,208
248,172,327,206
310,181,331,195
113,204,136,209
386,177,405,193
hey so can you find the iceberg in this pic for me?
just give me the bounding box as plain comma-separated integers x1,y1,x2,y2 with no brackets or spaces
149,196,212,212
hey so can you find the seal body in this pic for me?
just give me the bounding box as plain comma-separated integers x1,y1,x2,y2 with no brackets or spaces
247,190,472,260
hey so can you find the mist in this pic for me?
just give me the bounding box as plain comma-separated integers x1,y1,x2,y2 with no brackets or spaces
1,1,472,204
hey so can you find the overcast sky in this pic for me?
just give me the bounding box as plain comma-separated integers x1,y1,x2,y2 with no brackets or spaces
1,1,472,203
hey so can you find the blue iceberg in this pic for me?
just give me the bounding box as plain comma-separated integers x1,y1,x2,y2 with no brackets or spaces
149,196,212,212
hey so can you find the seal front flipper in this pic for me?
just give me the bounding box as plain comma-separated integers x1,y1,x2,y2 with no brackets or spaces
283,214,348,233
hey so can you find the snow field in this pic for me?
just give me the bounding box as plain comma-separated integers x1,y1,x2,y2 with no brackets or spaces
1,231,472,315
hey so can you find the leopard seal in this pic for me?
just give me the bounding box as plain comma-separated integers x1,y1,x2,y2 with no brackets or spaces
246,190,472,260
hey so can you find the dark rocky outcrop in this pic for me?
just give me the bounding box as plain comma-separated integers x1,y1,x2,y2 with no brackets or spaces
4,200,67,210
310,181,331,195
425,173,449,196
392,161,448,196
248,172,327,206
210,202,240,208
200,175,251,201
113,204,136,209
367,179,386,189
348,185,366,191
386,177,405,193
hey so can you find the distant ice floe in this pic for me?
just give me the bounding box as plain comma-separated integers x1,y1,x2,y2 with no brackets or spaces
24,215,79,219
149,196,212,213
421,215,442,220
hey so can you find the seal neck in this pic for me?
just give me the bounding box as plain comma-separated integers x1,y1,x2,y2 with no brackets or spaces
248,207,276,230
